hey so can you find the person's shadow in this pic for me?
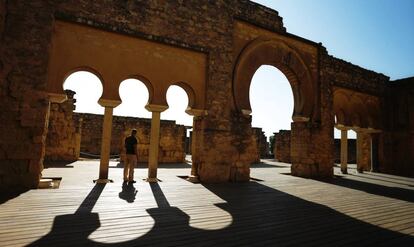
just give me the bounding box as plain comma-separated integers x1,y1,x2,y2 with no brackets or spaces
118,182,137,203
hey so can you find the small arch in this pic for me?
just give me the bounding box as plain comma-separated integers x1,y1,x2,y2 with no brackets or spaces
63,70,104,114
113,78,152,118
119,75,154,106
169,82,196,110
351,95,370,128
162,85,193,126
63,66,105,87
334,109,347,126
333,90,352,126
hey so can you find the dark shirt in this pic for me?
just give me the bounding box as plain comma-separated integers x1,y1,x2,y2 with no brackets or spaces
125,136,138,154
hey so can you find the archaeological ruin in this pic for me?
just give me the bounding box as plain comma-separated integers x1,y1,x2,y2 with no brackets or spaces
0,1,413,190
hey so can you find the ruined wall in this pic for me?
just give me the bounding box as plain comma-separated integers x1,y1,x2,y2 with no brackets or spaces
323,55,387,96
274,130,291,163
0,1,52,189
44,90,81,162
74,113,187,164
380,77,414,177
251,127,269,162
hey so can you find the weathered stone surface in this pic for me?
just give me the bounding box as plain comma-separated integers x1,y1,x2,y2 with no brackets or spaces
45,90,81,162
274,130,291,163
251,127,269,162
1,0,412,190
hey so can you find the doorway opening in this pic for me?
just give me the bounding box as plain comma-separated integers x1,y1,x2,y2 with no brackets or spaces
250,65,294,165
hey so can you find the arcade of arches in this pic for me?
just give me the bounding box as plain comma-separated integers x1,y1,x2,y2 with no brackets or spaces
0,1,413,189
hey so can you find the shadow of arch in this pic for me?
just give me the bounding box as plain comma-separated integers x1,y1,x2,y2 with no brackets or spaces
352,95,370,128
350,112,363,128
27,181,414,246
233,37,315,121
334,89,353,126
365,98,382,129
334,109,347,126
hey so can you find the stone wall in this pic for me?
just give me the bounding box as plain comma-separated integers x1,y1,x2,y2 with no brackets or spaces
0,1,52,190
274,130,291,163
322,54,388,96
380,77,414,177
74,113,188,164
44,90,81,162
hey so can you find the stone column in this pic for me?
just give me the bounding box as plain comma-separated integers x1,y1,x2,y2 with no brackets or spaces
95,99,121,183
145,104,168,182
186,109,205,182
340,129,348,174
290,118,316,177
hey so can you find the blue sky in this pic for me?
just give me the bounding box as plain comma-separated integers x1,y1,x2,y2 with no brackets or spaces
65,1,413,140
253,0,414,80
250,0,414,139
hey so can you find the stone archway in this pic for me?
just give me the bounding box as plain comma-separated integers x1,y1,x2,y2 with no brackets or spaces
233,37,315,122
232,36,328,178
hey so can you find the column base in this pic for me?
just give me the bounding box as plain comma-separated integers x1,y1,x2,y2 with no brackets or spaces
341,168,348,174
186,175,200,183
145,177,159,183
93,178,113,183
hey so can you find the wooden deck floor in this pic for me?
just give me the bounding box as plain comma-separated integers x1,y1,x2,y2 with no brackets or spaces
1,159,414,246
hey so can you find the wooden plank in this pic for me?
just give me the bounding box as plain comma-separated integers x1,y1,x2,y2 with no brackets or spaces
0,159,413,246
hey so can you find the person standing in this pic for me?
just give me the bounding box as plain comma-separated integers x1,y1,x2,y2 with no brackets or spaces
124,129,138,183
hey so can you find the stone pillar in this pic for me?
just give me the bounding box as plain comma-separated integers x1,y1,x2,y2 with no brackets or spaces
186,109,205,182
356,130,372,173
145,104,168,182
96,99,120,183
340,129,348,174
290,119,316,177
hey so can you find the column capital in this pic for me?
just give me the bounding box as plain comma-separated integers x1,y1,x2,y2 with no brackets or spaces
241,109,252,116
185,108,207,117
98,98,121,108
48,92,67,103
145,104,168,112
292,115,309,122
335,124,351,131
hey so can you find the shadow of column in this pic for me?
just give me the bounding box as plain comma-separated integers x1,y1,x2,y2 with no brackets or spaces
27,184,106,247
26,181,414,246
